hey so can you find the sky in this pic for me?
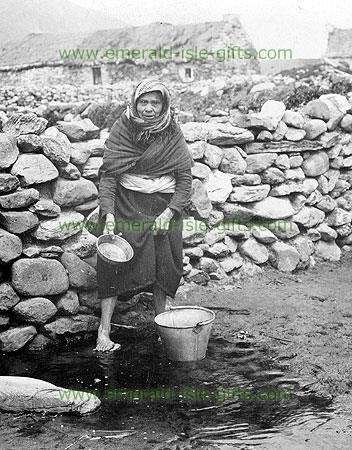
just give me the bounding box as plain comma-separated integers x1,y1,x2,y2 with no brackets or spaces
70,0,352,58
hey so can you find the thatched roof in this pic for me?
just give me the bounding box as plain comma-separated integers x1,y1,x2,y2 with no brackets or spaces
0,15,257,70
326,28,352,58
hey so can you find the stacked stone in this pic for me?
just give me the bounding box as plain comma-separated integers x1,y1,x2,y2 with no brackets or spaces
0,84,128,110
1,92,352,353
180,95,352,284
0,113,105,353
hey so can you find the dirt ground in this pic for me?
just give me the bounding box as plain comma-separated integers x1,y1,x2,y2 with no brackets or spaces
0,251,351,449
181,251,352,415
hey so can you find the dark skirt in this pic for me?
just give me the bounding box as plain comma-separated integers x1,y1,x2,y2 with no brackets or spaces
97,183,183,300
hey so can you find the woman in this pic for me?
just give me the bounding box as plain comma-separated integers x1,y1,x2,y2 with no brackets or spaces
95,78,193,352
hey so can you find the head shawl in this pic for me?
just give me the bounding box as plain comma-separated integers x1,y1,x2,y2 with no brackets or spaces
125,78,172,141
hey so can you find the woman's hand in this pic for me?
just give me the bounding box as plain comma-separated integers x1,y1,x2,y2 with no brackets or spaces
153,208,174,235
104,213,116,235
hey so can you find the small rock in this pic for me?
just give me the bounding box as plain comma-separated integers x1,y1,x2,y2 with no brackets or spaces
284,127,306,141
291,206,325,228
219,147,246,174
203,143,224,169
326,208,352,227
269,242,300,272
0,133,19,168
191,162,211,179
303,119,327,139
282,110,305,128
0,228,22,263
316,223,337,241
55,290,80,315
314,240,341,261
0,282,21,311
230,185,270,203
239,238,268,264
302,152,329,176
245,153,278,173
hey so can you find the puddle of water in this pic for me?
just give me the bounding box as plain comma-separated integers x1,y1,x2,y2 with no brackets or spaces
0,328,342,448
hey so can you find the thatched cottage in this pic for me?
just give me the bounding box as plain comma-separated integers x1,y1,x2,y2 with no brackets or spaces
0,15,259,87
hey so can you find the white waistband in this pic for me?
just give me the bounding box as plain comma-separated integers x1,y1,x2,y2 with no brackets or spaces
120,173,176,194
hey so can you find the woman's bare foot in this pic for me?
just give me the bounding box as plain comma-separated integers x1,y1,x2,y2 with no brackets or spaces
94,325,121,352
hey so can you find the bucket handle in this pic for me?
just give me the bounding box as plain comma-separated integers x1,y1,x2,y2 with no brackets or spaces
193,322,203,334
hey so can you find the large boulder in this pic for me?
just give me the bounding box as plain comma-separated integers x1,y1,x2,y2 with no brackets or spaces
10,154,58,186
219,147,246,174
203,143,224,169
0,188,39,209
51,178,98,207
269,242,300,272
207,123,254,146
239,238,269,264
0,376,100,413
60,252,97,290
204,169,233,204
56,119,99,142
42,135,71,167
11,258,69,296
13,298,57,324
246,197,295,219
3,113,47,136
0,326,37,352
40,314,100,339
31,211,85,241
180,122,209,142
0,210,38,234
189,179,212,220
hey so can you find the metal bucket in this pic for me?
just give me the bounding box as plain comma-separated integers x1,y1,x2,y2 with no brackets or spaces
154,306,215,361
96,234,134,266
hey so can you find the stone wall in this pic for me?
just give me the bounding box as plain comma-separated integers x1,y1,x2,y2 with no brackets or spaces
0,92,352,353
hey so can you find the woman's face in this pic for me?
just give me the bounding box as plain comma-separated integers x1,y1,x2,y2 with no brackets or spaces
136,91,163,121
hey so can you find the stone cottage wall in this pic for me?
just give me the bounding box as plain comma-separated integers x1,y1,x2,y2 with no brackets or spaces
0,92,352,353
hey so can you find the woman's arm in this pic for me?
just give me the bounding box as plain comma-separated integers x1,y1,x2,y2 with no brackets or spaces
98,172,119,220
153,169,193,234
168,168,193,215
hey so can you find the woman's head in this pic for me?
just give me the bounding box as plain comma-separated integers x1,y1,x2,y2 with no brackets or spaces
136,91,163,121
126,78,173,141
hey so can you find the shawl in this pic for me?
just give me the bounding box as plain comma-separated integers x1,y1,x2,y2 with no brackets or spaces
98,112,193,179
